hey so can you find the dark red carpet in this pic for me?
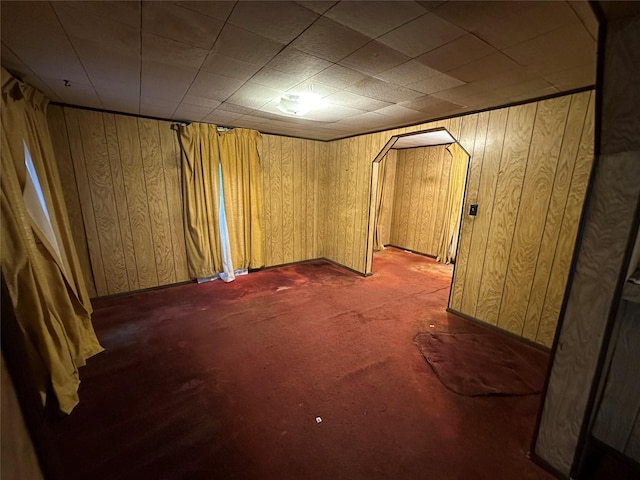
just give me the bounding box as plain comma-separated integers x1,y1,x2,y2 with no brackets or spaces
414,332,547,396
48,248,553,480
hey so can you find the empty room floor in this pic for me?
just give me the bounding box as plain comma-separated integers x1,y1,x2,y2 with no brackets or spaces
48,248,553,480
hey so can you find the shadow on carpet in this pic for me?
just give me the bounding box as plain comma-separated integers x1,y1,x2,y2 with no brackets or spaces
414,332,547,396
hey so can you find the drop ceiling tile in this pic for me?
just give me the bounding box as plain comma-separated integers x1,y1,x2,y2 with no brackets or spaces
333,111,389,128
346,77,423,103
141,1,223,50
228,1,319,44
295,1,337,15
406,74,465,95
373,104,429,123
83,59,140,86
375,60,442,86
448,52,520,83
226,84,282,109
493,79,554,99
188,71,245,101
291,17,370,62
142,61,198,102
212,24,285,66
176,1,236,22
53,3,140,54
377,12,466,58
432,1,529,35
416,34,496,73
503,23,596,75
416,1,447,11
44,79,102,109
52,1,141,29
543,63,596,90
288,80,340,98
474,67,537,91
267,47,333,78
200,53,263,81
473,2,579,50
14,51,92,87
217,103,257,115
325,1,427,38
431,83,489,102
310,64,367,88
400,95,463,114
174,103,218,121
324,90,392,111
508,86,559,102
1,2,77,57
304,103,366,122
182,95,224,109
249,68,301,90
203,110,244,125
140,98,180,120
568,1,598,41
92,77,139,100
142,33,208,69
340,41,411,75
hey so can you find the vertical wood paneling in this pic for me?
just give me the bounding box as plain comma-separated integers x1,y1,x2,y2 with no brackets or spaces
63,108,108,296
269,135,283,265
537,92,595,345
522,92,590,341
281,138,294,264
138,118,176,286
389,145,451,257
158,120,189,282
115,115,159,289
475,103,537,325
455,110,505,314
497,96,571,336
449,112,487,311
76,110,129,294
47,106,96,297
292,138,303,262
261,136,272,266
103,113,139,292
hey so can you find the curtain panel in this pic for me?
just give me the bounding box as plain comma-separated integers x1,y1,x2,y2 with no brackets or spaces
177,124,264,279
436,143,469,264
1,68,103,414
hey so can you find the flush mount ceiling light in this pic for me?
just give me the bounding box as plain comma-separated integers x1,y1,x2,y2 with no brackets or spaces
276,92,324,116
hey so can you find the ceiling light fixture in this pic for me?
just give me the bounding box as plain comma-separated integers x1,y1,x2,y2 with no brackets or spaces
276,92,324,116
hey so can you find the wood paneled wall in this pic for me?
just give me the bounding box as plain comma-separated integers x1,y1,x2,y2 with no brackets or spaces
450,92,595,346
318,91,594,347
389,145,451,256
260,134,324,267
49,107,326,296
50,91,594,348
49,106,188,297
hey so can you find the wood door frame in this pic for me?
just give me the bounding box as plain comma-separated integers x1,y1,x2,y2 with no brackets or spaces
363,127,471,276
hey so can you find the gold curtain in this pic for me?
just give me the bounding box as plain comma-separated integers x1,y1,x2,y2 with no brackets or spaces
1,68,103,414
219,129,264,270
436,143,469,264
374,151,397,251
373,156,388,251
177,124,264,278
177,123,223,279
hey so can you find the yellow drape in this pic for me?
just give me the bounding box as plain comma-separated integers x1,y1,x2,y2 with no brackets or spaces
1,68,103,414
373,156,388,251
219,129,264,270
177,123,223,279
178,124,264,278
436,143,469,264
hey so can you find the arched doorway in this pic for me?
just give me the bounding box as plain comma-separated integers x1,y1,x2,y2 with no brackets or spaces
364,128,471,289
